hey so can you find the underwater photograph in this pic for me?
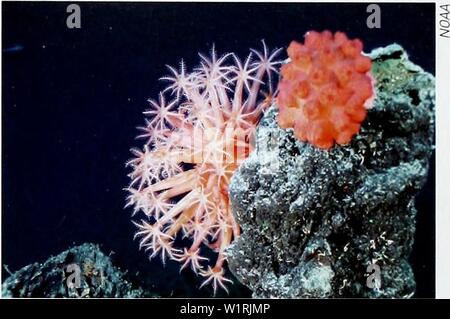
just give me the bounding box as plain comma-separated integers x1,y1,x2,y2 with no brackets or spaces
1,1,437,300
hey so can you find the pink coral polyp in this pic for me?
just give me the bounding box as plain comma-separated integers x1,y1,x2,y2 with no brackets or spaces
277,30,375,149
126,43,282,294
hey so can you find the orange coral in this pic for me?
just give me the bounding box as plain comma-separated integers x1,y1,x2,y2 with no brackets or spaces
277,30,375,149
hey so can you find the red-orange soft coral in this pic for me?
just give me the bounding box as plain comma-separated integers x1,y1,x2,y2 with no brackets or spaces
277,30,375,149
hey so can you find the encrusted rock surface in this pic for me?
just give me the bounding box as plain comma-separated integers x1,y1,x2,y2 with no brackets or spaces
227,44,435,298
2,243,145,298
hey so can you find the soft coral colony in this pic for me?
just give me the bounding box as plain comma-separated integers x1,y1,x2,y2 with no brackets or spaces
126,42,282,293
277,31,374,149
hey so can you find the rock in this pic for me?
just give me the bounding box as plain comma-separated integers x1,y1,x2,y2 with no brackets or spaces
2,243,146,298
227,44,435,298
